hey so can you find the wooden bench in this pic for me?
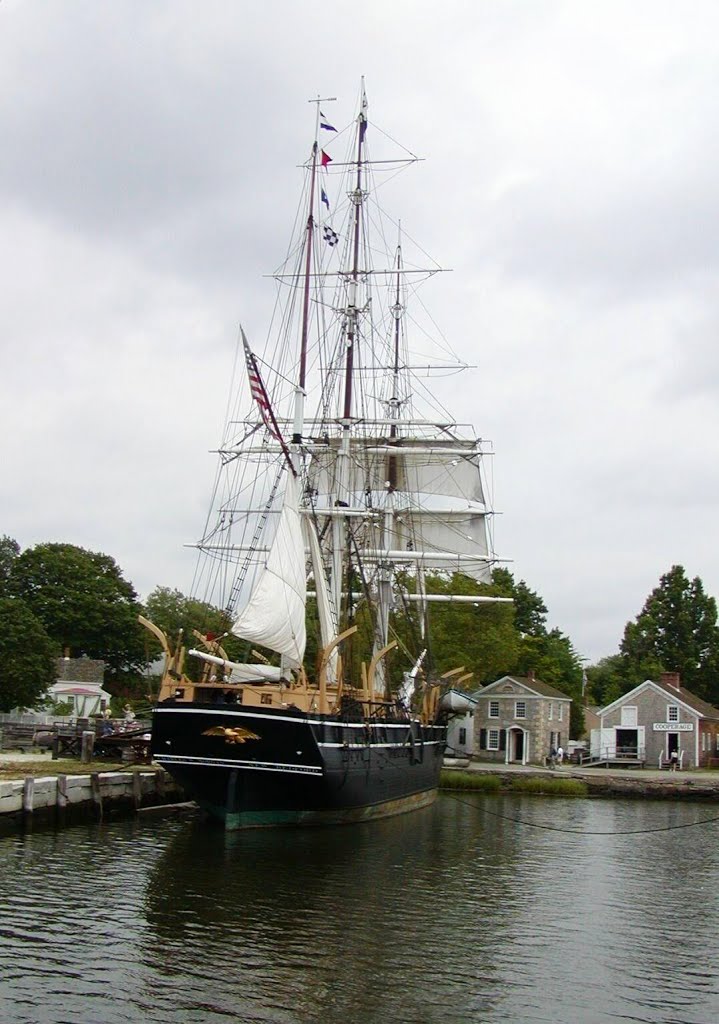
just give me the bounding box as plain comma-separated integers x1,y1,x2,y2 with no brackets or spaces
0,724,40,753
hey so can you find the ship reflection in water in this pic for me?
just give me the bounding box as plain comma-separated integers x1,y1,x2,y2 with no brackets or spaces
2,796,719,1024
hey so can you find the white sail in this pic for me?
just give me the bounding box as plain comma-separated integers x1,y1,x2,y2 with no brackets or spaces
232,472,306,668
306,436,492,582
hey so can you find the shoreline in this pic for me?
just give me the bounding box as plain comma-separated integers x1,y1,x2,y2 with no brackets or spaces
0,761,187,833
3,755,719,835
443,759,719,800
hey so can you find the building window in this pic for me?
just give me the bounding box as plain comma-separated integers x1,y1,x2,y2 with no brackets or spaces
459,727,467,745
716,734,719,752
667,705,679,723
558,704,564,721
515,701,526,719
489,700,499,718
488,728,500,750
548,703,553,720
260,694,272,705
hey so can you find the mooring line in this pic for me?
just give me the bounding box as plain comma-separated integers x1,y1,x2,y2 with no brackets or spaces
443,790,719,836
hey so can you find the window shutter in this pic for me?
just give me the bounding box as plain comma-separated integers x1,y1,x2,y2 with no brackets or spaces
499,729,506,751
479,728,487,750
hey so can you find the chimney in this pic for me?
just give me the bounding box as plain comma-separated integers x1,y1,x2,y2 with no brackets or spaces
527,669,535,682
660,671,681,690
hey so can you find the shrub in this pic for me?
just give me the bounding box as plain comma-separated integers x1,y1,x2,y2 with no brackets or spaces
508,776,588,797
440,770,502,792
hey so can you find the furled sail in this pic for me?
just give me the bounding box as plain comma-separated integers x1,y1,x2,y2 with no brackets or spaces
232,472,306,668
305,517,339,681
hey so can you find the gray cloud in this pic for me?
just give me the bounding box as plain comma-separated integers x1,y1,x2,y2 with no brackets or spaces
3,0,719,662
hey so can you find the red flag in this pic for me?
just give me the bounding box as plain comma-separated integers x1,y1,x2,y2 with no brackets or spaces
321,149,332,168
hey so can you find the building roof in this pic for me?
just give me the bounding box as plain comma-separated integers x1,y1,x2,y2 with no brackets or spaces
480,674,572,700
652,679,719,721
601,678,719,721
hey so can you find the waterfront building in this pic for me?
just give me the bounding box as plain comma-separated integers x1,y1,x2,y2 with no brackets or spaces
473,672,572,766
593,672,719,769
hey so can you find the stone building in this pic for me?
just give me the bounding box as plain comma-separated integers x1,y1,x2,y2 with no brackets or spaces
593,672,719,769
473,671,572,766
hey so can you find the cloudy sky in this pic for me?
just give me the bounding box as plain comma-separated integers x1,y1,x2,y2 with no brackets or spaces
2,0,718,663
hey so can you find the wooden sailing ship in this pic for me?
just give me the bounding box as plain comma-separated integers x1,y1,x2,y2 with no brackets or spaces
141,84,506,828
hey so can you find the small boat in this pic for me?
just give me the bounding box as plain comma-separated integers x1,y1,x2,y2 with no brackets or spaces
142,84,505,828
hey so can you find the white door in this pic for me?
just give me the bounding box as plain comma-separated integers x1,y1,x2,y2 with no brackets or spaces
621,706,638,728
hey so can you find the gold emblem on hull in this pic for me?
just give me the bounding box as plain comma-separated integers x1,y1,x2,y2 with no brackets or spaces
202,726,261,744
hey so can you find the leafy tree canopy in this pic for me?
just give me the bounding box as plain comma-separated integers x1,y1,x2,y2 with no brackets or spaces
0,535,20,594
388,571,519,689
620,564,719,703
8,543,146,675
0,597,58,712
491,567,548,636
143,587,247,680
144,587,232,650
585,654,627,707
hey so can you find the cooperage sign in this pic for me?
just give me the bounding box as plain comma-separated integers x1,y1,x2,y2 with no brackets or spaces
653,722,694,732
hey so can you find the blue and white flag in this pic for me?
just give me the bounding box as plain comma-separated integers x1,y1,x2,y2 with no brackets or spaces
320,111,337,132
321,188,330,211
323,225,339,247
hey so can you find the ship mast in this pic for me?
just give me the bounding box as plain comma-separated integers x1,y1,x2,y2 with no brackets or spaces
373,241,404,695
292,141,318,444
293,96,335,445
330,83,368,632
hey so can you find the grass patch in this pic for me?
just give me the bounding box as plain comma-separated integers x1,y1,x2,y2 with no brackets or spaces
440,769,588,798
440,770,502,793
508,776,588,797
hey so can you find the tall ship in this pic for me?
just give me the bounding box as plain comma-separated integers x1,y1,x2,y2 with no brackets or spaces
143,85,507,829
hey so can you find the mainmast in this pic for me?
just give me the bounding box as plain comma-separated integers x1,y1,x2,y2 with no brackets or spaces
331,83,369,633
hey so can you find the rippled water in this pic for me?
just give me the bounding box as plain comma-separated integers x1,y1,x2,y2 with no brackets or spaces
1,795,718,1024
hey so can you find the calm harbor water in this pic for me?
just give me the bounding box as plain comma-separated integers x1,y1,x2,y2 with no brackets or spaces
1,794,719,1024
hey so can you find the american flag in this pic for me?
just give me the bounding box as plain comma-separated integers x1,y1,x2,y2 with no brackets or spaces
241,329,282,441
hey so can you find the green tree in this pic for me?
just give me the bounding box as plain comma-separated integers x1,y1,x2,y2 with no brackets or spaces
620,565,719,702
8,543,146,675
491,567,548,636
0,597,58,711
143,586,240,678
389,571,519,688
144,587,232,650
0,535,20,595
586,654,631,706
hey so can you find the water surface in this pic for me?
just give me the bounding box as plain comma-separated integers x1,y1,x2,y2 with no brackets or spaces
1,795,718,1023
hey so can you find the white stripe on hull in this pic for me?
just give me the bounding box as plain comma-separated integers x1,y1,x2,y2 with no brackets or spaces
154,706,443,731
155,754,323,774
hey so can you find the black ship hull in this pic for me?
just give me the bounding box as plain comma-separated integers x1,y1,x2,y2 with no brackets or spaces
151,703,445,829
